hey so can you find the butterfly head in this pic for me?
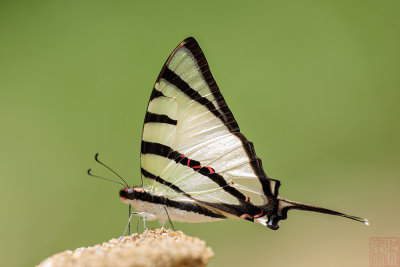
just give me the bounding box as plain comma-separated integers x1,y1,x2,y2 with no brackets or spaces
119,187,145,203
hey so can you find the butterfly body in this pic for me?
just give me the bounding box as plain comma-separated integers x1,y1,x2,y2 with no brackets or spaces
120,187,226,224
119,37,368,230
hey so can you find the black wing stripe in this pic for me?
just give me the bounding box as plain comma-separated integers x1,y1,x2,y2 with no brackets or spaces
149,88,165,101
144,112,177,125
141,141,181,160
141,141,248,202
161,67,226,124
122,189,226,219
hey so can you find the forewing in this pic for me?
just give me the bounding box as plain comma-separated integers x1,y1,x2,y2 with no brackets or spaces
140,38,280,216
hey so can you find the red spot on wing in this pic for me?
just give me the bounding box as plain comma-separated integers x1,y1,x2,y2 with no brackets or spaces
206,166,215,174
180,154,215,174
254,210,264,218
245,196,250,202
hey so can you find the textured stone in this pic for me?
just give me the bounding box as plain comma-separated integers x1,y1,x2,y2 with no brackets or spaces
38,228,213,267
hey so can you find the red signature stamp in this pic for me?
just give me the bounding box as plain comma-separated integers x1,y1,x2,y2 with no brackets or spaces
370,237,400,266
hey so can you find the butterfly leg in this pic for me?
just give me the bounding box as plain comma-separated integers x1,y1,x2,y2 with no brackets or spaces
163,206,176,231
143,214,147,230
134,212,148,232
135,217,140,233
128,205,131,235
119,210,135,240
121,210,150,238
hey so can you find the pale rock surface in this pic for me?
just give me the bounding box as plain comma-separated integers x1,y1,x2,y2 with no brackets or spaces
38,228,213,267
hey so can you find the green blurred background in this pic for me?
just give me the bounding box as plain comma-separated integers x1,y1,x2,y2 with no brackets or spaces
1,1,399,266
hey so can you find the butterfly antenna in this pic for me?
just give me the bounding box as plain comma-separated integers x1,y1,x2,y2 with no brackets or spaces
87,169,127,187
94,153,129,187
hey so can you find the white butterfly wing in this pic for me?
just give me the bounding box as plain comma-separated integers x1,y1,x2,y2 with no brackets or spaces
140,38,280,217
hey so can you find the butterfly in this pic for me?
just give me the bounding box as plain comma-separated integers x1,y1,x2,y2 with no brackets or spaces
107,37,367,230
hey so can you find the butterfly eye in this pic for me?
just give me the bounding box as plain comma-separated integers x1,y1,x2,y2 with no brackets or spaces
127,188,134,194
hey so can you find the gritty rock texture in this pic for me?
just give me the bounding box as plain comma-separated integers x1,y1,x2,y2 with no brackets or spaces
38,228,214,267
